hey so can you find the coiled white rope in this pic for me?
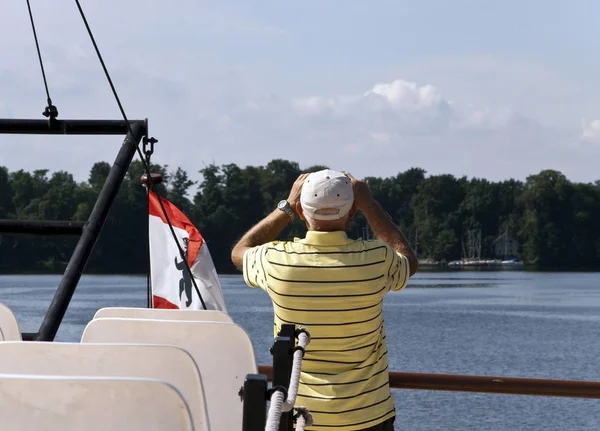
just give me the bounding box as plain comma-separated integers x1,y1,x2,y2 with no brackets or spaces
281,330,310,412
294,407,314,431
264,329,311,431
265,391,285,431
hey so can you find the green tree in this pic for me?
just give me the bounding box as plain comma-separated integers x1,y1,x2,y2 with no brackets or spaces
1,161,599,273
411,174,466,261
519,170,575,267
166,167,195,215
0,166,15,218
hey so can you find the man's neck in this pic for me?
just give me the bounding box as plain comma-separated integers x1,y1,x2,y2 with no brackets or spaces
307,221,347,232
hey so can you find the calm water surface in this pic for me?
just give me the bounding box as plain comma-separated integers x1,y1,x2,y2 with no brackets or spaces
1,271,599,430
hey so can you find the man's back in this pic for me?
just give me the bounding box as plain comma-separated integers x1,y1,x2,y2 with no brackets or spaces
243,230,410,430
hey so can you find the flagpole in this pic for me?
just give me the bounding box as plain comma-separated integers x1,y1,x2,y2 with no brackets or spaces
146,183,151,309
141,172,163,309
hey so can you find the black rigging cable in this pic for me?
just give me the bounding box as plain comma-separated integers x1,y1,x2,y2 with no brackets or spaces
71,0,208,310
26,0,58,120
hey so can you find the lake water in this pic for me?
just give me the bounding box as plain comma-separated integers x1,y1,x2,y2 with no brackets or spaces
1,271,599,430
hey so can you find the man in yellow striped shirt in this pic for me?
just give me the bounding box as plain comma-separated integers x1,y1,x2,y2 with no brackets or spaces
232,169,418,431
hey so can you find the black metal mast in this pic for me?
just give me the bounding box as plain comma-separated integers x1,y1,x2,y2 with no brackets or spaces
1,119,147,341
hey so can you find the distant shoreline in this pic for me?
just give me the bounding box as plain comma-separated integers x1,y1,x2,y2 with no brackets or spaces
3,267,600,276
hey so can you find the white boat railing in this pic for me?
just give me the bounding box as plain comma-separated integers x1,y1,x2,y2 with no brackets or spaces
241,324,313,431
265,328,312,431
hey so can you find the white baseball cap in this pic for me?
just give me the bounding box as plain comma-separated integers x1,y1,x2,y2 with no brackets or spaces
300,169,354,220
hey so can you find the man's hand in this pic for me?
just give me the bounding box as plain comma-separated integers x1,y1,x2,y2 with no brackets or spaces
287,173,309,210
345,173,374,212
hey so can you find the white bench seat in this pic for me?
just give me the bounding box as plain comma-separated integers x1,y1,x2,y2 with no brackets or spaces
0,303,21,341
0,342,210,431
82,318,257,430
0,374,194,431
93,307,233,323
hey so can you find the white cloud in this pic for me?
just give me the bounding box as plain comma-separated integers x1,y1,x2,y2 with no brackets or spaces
288,78,536,141
185,77,600,183
1,67,592,185
370,132,393,143
368,80,447,111
292,79,452,120
581,119,600,141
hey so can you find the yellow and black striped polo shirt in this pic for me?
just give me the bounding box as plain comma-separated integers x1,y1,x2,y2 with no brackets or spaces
243,230,410,431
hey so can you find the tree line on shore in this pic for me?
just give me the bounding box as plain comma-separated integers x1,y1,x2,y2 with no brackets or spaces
1,159,599,274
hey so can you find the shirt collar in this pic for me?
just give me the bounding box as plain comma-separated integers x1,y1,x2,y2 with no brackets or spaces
296,230,353,246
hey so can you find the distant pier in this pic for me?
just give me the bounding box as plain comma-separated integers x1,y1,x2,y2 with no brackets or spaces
417,258,525,270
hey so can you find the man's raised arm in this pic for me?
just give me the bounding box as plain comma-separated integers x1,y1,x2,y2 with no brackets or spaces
231,173,308,270
347,174,419,276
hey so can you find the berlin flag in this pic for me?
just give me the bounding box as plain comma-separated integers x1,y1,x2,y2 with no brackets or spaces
148,190,227,312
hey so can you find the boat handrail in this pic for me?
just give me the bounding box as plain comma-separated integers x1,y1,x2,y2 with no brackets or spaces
257,364,600,399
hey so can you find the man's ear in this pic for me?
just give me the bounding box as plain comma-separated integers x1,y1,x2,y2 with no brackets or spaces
295,202,306,220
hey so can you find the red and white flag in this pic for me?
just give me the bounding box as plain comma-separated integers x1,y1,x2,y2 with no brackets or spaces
148,190,227,312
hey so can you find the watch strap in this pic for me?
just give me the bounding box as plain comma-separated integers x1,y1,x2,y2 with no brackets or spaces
278,200,295,220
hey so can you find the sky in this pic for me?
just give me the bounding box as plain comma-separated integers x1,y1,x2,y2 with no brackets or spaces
1,0,600,185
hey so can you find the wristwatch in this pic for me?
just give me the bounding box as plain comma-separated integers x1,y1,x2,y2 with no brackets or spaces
277,200,295,221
